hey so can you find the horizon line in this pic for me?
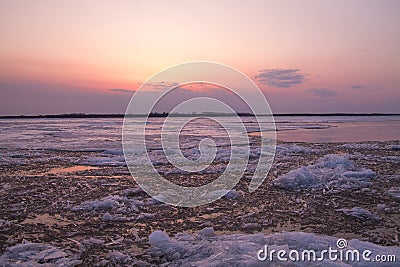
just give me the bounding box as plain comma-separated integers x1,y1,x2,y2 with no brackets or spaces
1,112,400,119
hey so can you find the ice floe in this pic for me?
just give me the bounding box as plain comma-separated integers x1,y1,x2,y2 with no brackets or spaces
198,227,216,237
102,212,113,222
82,156,126,166
70,194,158,222
147,230,400,266
273,154,375,190
387,187,400,202
390,145,400,151
336,207,380,221
0,240,81,266
341,143,382,150
276,144,315,155
71,196,121,211
71,194,146,212
223,189,243,199
0,219,11,230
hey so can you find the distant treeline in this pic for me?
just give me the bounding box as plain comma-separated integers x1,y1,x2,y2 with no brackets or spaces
0,112,399,119
0,112,255,119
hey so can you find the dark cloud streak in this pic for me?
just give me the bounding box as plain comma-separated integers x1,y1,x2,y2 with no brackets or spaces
308,88,338,97
351,85,366,90
254,68,307,88
109,88,134,94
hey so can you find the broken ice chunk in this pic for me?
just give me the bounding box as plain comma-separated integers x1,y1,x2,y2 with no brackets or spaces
273,154,375,190
198,227,215,237
387,187,400,202
337,207,380,221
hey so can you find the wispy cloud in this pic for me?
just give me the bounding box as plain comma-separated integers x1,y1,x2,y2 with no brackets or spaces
308,88,338,97
350,85,381,91
109,88,133,94
145,81,180,91
254,68,307,88
350,85,366,90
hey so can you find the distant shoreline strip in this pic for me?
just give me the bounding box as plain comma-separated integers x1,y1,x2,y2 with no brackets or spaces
0,113,399,119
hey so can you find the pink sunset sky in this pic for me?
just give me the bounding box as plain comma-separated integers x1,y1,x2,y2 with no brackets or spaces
0,0,399,115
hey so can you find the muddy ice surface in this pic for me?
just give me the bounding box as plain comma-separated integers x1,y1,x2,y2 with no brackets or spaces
0,141,399,265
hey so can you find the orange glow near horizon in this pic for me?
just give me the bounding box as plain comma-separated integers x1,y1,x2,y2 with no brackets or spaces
0,0,399,114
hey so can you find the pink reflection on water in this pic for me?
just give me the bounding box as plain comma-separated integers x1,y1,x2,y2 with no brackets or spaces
278,121,400,143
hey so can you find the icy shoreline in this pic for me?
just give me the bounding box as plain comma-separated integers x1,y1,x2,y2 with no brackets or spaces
148,230,400,266
1,230,399,266
1,140,399,265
